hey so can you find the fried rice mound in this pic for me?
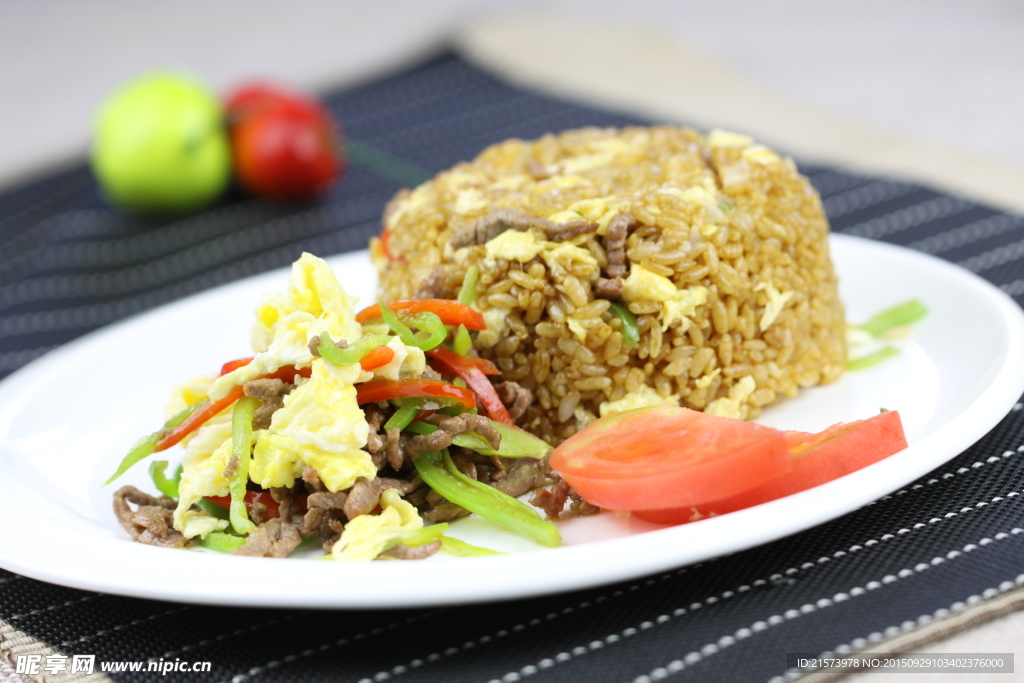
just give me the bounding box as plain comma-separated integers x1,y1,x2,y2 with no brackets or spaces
371,126,846,445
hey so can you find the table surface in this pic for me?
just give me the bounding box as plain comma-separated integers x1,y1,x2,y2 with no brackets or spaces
2,2,1023,680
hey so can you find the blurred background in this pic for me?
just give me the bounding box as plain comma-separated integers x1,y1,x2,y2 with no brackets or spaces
1,0,1022,189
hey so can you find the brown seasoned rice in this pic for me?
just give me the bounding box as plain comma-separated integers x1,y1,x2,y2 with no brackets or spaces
371,126,846,445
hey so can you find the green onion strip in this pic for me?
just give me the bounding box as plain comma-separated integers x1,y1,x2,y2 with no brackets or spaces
228,396,260,535
413,449,561,547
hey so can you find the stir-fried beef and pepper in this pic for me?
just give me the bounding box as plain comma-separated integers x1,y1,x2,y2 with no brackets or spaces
107,253,596,560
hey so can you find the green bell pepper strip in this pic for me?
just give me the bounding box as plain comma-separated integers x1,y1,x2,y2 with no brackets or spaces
413,449,561,547
228,396,260,535
405,311,446,350
379,302,416,346
148,461,180,499
199,532,247,552
458,265,479,307
406,420,550,459
195,498,231,520
380,303,446,351
440,536,504,557
847,346,900,371
608,301,640,346
384,405,421,432
397,523,448,547
859,300,927,337
318,333,391,367
104,401,207,485
453,324,473,357
436,405,477,416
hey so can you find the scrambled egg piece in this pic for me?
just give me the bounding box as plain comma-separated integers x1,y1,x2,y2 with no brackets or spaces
485,230,544,263
599,384,679,417
173,422,232,538
250,359,373,492
331,489,422,561
165,373,216,419
210,253,362,400
756,282,794,331
706,376,757,419
621,265,708,331
366,336,426,381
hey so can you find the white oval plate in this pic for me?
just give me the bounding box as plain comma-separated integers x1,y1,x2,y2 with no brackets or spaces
1,234,1022,608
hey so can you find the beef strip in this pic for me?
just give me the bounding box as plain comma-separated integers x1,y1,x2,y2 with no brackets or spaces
604,212,636,279
412,266,447,299
234,518,301,558
362,404,391,470
494,381,534,423
544,220,599,242
307,490,348,510
385,428,405,471
449,209,598,249
423,500,471,523
569,489,602,517
321,518,345,553
250,501,268,526
244,377,291,430
493,462,539,498
307,334,348,358
222,454,240,480
342,476,421,520
379,541,441,560
593,277,624,300
450,452,477,480
302,466,325,493
112,486,187,549
421,413,501,448
530,478,571,520
269,487,299,524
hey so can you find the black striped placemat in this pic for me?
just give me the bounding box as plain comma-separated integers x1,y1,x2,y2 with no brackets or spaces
2,52,1024,683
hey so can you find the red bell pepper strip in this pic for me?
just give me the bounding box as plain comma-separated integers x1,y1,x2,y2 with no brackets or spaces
468,356,501,376
355,378,476,409
220,357,255,375
205,491,308,520
359,344,395,371
155,363,312,453
154,386,245,452
379,227,407,265
426,347,512,425
355,299,486,331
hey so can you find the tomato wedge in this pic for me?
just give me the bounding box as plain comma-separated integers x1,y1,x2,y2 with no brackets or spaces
426,347,513,424
632,410,908,525
205,491,308,520
549,405,790,510
356,299,486,331
355,378,476,409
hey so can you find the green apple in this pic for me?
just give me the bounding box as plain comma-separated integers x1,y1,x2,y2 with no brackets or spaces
92,72,231,213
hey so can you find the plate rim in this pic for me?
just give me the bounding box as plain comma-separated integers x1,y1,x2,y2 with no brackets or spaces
1,234,1022,608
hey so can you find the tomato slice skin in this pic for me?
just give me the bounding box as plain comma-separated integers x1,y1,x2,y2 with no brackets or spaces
549,405,791,510
633,410,908,525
